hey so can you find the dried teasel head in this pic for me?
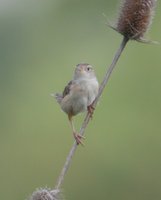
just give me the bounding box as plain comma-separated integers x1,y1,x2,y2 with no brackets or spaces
114,0,157,41
28,188,62,200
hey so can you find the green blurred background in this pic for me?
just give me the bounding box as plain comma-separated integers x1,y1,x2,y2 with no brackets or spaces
0,0,161,199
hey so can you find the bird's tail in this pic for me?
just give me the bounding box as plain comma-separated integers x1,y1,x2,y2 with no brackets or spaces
51,93,63,104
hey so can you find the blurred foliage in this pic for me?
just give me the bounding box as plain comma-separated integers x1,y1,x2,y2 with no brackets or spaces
0,0,161,200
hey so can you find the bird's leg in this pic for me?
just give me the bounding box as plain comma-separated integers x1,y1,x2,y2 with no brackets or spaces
68,115,85,145
87,103,95,119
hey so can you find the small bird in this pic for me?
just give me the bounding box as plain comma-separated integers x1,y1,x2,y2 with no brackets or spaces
54,63,99,145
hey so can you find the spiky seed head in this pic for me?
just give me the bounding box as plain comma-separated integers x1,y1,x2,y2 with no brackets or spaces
28,188,61,200
116,0,157,41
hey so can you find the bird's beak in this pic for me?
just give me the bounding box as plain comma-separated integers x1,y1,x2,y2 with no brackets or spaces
79,68,85,74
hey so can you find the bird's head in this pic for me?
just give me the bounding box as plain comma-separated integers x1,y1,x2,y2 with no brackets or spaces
74,63,96,80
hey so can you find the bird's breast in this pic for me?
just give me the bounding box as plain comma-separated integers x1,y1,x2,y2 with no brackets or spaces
80,78,99,105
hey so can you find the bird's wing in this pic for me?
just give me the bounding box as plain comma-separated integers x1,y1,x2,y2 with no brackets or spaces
62,80,73,98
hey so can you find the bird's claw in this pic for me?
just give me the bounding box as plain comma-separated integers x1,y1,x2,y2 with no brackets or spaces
87,104,95,119
73,133,85,146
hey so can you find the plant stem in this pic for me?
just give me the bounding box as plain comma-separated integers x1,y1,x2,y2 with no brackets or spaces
54,36,129,190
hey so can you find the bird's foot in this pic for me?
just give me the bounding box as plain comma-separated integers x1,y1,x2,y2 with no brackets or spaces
73,132,85,146
87,104,95,119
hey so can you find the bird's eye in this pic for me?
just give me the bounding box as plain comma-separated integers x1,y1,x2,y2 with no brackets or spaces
87,67,91,71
